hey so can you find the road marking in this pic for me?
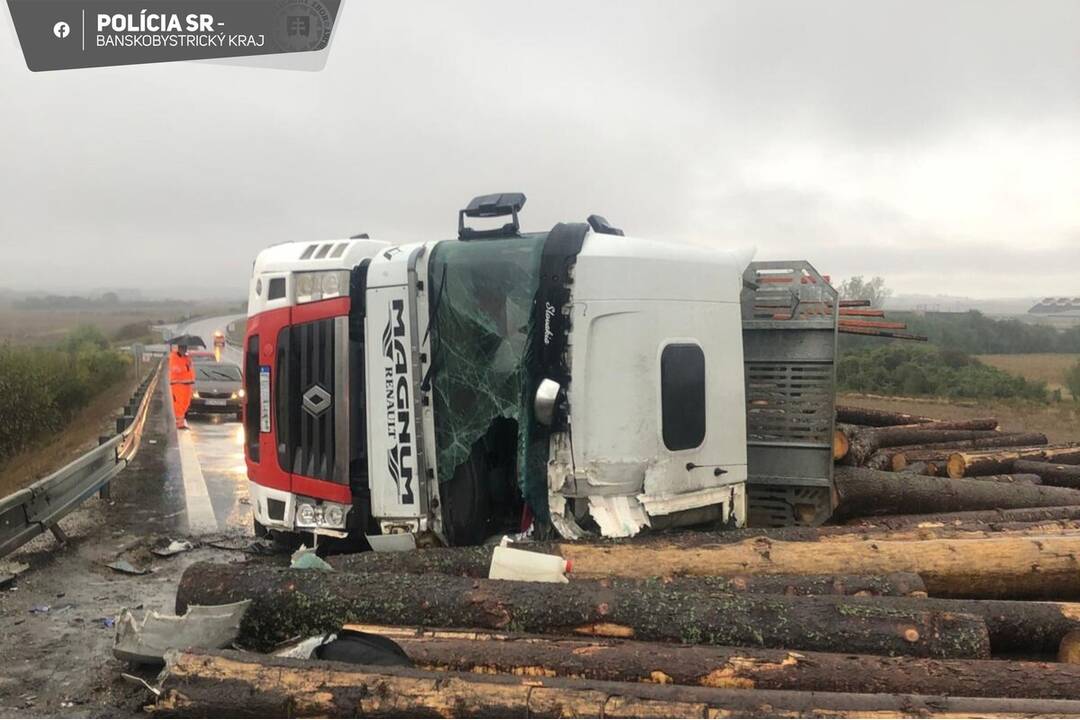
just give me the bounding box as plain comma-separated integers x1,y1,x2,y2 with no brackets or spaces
177,431,219,534
166,382,219,534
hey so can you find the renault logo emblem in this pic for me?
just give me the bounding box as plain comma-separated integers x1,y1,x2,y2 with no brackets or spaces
302,385,332,417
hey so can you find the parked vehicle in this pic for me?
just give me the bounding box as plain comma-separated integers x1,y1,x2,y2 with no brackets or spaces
191,362,244,420
243,193,838,547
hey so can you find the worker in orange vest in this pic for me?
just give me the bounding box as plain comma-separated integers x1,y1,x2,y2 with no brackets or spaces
169,342,196,430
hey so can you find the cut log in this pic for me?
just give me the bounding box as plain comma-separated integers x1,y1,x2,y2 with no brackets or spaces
948,446,1080,478
175,563,990,657
844,505,1080,530
327,548,923,596
833,422,857,461
1060,630,1080,664
833,466,1079,519
847,424,1000,466
329,519,1080,579
885,432,1050,470
1014,460,1080,489
359,623,1080,699
155,648,1080,719
835,406,935,427
545,534,1080,600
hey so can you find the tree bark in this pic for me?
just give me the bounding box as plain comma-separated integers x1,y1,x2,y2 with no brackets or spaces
885,432,1050,470
330,548,924,596
844,505,1080,530
358,624,1080,699
835,406,935,427
175,563,989,658
847,424,1000,466
545,534,1080,600
1013,460,1080,489
833,466,1078,519
329,520,1080,580
948,446,1080,478
155,648,1080,719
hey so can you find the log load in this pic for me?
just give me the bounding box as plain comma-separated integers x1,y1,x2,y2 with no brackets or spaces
880,432,1050,471
844,505,1080,530
329,520,1080,580
1013,460,1080,489
324,550,925,596
844,421,1000,466
175,563,991,658
948,445,1080,478
833,466,1080,518
543,534,1080,600
835,406,935,427
155,648,1080,719
358,623,1080,699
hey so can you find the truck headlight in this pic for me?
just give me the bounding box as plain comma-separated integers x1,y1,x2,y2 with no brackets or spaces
295,499,349,530
295,270,350,304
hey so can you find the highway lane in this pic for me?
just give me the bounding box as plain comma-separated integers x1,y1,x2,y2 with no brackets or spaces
171,314,251,535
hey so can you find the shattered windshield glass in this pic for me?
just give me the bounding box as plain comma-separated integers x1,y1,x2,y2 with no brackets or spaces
428,233,550,521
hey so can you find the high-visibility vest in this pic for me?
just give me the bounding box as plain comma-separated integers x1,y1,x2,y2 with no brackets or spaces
169,351,195,385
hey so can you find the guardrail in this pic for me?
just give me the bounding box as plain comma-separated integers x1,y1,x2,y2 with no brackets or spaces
0,358,164,558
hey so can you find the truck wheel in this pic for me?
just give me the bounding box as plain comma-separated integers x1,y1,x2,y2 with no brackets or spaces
440,446,491,547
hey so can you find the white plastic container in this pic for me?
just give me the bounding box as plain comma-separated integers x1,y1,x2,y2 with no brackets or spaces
488,545,572,583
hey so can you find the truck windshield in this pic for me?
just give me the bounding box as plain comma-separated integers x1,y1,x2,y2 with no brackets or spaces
427,232,550,527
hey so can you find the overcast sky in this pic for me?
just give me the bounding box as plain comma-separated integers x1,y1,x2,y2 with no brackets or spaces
2,0,1078,299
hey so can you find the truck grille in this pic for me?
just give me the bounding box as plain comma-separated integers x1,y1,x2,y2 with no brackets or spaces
277,318,339,481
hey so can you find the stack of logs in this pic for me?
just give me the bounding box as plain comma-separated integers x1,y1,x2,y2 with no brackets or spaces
156,404,1080,717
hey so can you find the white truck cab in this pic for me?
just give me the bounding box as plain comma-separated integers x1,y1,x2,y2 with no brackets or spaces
244,194,837,547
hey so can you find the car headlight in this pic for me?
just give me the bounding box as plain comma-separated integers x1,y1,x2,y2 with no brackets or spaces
230,392,238,399
237,389,246,398
192,391,201,399
295,270,349,304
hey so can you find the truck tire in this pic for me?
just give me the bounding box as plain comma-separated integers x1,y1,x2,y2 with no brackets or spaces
440,447,491,547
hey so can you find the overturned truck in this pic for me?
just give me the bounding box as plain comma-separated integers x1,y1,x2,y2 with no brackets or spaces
242,193,838,547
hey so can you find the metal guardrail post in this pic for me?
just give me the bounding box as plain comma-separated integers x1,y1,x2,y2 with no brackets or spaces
98,435,113,500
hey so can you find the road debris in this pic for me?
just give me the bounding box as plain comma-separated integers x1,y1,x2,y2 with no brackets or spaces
106,559,151,575
150,539,194,558
290,546,333,572
112,600,251,665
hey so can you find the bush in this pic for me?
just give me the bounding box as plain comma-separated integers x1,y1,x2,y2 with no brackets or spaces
838,344,1047,402
0,327,130,464
1065,360,1080,401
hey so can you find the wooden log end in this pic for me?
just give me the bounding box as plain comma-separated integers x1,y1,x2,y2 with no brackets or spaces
1060,630,1080,664
947,453,965,478
891,453,908,472
834,430,850,461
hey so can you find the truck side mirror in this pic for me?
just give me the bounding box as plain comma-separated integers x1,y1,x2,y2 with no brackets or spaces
534,379,561,426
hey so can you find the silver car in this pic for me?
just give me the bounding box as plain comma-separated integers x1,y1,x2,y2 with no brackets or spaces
191,362,245,420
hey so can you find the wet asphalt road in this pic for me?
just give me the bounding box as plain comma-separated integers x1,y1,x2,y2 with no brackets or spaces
171,314,251,535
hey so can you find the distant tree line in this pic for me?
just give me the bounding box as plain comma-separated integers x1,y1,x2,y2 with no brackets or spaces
837,343,1047,402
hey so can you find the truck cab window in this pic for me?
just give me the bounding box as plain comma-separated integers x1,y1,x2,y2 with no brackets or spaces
660,343,706,451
